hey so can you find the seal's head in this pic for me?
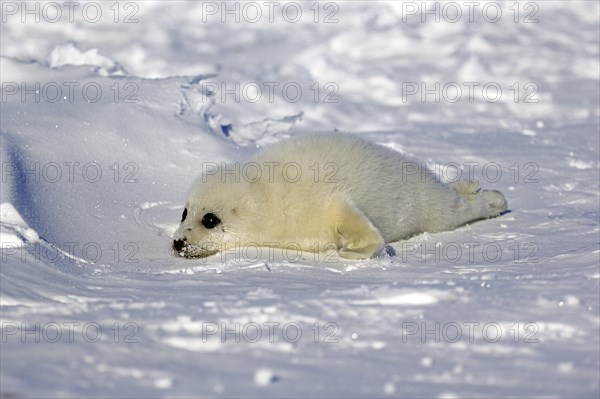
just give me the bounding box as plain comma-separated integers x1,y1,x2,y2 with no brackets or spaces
172,173,265,258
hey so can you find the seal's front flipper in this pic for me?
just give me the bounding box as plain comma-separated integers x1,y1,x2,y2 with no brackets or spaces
328,196,384,259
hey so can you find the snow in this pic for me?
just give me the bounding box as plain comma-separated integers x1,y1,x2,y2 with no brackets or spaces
1,1,599,398
254,368,277,387
0,203,40,248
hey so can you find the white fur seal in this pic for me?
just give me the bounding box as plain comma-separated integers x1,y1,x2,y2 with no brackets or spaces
173,134,507,259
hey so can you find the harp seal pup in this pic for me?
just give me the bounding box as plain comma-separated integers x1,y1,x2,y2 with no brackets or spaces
172,133,507,259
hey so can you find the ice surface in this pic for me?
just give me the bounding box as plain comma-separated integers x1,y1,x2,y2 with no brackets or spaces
1,1,598,398
0,203,39,247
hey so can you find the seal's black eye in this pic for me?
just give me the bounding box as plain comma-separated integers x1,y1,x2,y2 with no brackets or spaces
181,208,188,222
201,213,221,229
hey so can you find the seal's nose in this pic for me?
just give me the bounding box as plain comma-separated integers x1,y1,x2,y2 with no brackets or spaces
173,239,185,252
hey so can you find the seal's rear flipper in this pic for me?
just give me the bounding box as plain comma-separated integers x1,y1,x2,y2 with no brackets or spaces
328,196,384,259
480,190,508,215
450,180,480,196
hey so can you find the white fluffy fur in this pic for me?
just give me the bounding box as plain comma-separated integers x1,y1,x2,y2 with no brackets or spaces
173,133,507,259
